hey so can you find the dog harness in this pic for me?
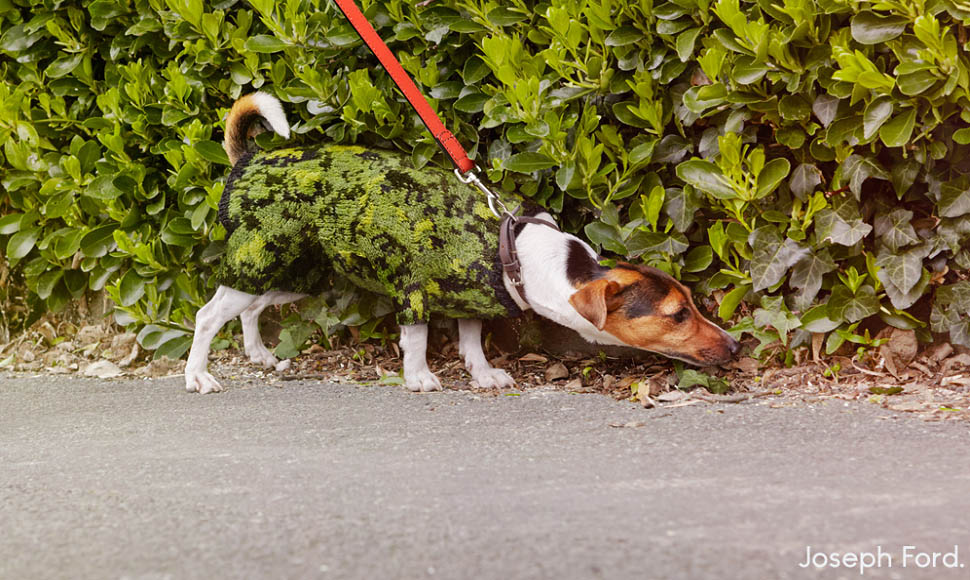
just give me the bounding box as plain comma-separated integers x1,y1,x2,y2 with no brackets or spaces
216,144,526,325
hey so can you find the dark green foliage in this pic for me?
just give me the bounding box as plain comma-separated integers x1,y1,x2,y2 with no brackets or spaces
2,0,970,357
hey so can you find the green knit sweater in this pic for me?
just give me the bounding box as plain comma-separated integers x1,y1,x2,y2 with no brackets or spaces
217,143,522,325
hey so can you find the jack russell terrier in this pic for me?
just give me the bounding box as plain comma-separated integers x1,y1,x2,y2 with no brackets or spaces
184,92,740,394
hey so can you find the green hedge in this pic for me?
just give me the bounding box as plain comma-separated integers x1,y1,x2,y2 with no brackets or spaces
2,0,970,360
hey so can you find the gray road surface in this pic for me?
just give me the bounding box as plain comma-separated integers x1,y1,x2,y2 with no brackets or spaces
2,374,969,580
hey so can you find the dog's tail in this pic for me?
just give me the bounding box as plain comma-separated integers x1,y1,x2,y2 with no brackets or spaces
224,92,291,166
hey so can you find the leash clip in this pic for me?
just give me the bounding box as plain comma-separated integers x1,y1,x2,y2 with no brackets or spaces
455,168,510,218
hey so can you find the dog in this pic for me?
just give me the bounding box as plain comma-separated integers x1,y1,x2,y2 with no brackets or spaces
184,92,740,394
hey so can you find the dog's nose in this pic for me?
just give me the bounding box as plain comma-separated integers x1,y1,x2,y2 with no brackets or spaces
728,336,741,357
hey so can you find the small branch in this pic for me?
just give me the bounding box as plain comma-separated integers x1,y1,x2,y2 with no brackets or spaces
688,390,777,404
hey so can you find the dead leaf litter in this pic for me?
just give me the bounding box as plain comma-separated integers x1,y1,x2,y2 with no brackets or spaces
2,322,969,421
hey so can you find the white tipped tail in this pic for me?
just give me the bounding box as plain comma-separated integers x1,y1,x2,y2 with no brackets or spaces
223,92,291,166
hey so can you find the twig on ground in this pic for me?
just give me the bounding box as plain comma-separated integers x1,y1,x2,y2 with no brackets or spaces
280,373,332,381
688,390,777,404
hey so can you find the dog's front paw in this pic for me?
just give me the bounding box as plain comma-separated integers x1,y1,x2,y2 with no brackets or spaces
405,369,442,393
185,371,223,394
471,367,516,389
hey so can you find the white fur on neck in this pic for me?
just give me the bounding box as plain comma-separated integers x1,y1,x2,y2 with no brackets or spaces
502,214,627,347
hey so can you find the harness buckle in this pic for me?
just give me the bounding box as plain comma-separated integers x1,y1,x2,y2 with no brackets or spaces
455,168,511,218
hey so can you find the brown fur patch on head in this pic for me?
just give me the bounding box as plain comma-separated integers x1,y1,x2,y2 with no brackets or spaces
568,278,622,330
571,263,739,366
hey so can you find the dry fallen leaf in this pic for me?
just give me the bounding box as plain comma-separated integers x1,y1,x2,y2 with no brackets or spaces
82,360,123,379
562,377,583,391
925,342,953,363
942,354,970,376
601,374,615,391
884,329,918,365
728,357,759,373
941,374,970,388
544,362,569,382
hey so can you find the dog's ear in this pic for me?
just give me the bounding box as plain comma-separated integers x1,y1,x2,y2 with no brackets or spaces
569,279,622,330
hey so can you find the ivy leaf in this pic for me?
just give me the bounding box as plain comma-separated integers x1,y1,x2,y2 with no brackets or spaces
936,215,970,252
676,159,736,199
789,248,836,308
879,268,930,310
890,159,920,198
873,208,919,251
813,94,840,127
876,246,928,294
625,230,689,257
932,282,970,333
800,305,841,333
753,295,801,344
839,154,888,198
828,285,880,323
939,176,970,218
790,163,822,199
748,226,808,291
815,197,872,246
663,186,702,233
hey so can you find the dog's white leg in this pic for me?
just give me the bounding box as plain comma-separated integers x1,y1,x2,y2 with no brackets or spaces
185,286,258,394
400,323,442,392
458,319,515,389
240,291,307,368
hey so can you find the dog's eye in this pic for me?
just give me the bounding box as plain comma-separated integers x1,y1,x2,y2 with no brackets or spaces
672,307,690,323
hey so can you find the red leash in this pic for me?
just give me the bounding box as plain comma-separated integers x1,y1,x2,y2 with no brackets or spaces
332,0,476,175
333,0,538,303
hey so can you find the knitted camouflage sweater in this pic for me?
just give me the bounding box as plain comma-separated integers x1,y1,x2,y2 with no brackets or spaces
217,144,522,325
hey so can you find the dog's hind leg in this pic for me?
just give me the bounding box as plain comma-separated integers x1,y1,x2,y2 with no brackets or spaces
400,323,442,392
185,286,259,394
458,319,515,389
240,291,307,369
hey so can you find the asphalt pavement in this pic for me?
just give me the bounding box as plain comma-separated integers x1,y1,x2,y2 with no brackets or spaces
2,373,969,580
